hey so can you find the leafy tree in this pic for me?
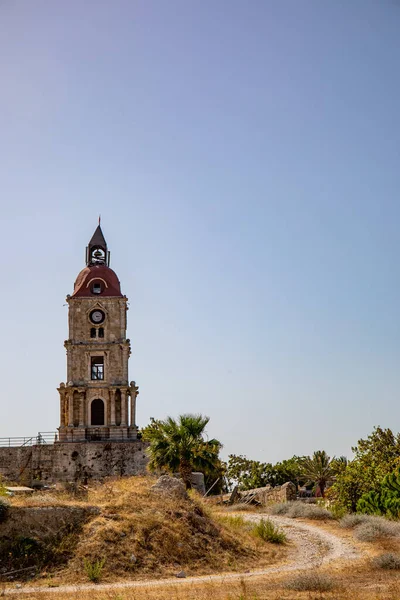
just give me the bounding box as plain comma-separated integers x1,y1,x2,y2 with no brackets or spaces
226,455,304,491
357,469,400,518
331,456,348,474
226,455,275,490
142,414,222,489
274,457,305,488
300,450,335,497
331,427,400,511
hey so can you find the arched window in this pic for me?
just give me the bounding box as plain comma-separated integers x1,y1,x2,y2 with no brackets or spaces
98,327,104,338
91,399,105,426
90,328,96,338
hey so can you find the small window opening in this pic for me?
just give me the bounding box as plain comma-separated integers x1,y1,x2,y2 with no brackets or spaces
90,328,96,338
92,282,102,294
91,356,104,380
98,327,104,338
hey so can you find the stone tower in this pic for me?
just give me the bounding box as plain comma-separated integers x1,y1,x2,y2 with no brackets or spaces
58,224,139,442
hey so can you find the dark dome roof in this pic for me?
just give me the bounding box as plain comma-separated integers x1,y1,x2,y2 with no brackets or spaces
72,264,122,297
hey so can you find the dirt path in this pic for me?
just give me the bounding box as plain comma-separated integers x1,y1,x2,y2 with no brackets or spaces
3,516,361,595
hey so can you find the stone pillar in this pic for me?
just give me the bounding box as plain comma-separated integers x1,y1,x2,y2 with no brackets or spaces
79,391,85,427
110,389,116,426
68,390,74,427
122,343,129,381
129,381,139,427
121,389,127,426
58,384,66,427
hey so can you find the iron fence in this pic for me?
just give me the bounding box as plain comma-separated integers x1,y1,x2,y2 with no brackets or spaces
0,432,58,448
0,430,141,447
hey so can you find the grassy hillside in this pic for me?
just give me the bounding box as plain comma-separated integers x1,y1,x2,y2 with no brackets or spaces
3,476,286,583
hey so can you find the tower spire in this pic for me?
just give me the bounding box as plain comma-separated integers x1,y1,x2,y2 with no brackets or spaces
86,223,109,266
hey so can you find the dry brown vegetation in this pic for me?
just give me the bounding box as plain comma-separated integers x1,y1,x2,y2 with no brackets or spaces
6,569,400,600
7,482,400,598
2,477,286,585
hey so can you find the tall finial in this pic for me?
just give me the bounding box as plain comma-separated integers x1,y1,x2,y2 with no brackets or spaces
98,214,101,225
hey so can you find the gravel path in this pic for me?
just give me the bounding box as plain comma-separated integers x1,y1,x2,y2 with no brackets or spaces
3,515,361,595
245,514,360,570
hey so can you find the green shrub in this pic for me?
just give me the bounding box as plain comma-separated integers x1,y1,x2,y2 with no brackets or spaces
251,518,286,544
8,536,42,562
83,557,106,583
0,476,7,497
220,515,248,530
328,503,347,519
372,553,400,570
284,571,335,591
357,469,400,518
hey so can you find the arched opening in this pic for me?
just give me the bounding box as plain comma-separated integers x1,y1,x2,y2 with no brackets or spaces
91,399,105,426
73,391,80,427
115,389,121,426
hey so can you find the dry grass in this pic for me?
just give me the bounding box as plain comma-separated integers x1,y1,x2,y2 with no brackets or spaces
339,514,400,543
372,552,400,569
2,477,286,585
270,501,333,520
6,570,400,600
283,570,336,591
7,486,400,598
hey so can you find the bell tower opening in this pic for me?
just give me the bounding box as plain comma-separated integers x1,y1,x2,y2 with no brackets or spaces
86,222,110,267
91,399,105,426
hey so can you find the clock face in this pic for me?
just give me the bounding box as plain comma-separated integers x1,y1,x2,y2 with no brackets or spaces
90,309,105,324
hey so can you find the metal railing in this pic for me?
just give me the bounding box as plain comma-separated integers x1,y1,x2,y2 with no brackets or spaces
0,432,58,448
0,430,141,447
64,430,140,443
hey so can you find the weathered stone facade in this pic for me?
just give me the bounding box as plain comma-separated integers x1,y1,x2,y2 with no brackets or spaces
58,224,139,442
0,441,148,485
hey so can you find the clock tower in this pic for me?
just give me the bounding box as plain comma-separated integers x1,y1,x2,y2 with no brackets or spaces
58,224,139,442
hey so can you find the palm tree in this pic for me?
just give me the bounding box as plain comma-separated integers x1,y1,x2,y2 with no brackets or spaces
142,414,222,489
300,450,335,498
331,455,348,475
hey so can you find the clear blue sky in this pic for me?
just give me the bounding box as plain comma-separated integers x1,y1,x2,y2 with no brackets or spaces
1,1,400,463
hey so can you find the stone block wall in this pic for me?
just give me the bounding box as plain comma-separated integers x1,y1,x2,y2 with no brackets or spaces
240,481,297,505
0,441,148,485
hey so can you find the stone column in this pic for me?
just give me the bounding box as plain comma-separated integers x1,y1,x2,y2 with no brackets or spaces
122,343,129,381
68,390,74,427
121,389,127,426
129,381,139,427
58,384,66,427
79,390,85,427
110,389,116,426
